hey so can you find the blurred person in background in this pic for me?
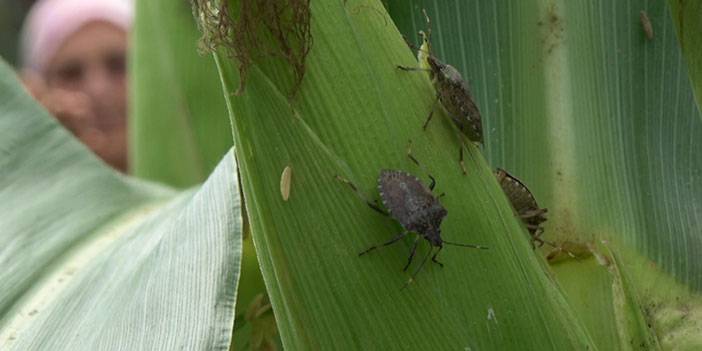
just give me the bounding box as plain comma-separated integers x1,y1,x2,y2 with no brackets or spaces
20,0,132,172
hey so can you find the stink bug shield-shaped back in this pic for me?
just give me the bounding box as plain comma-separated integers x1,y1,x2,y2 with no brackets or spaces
335,147,487,286
377,171,446,247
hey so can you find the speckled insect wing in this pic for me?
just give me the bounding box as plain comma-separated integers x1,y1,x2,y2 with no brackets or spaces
427,57,484,144
447,79,483,144
377,170,435,229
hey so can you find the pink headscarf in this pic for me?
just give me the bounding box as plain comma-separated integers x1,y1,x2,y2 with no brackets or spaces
21,0,133,73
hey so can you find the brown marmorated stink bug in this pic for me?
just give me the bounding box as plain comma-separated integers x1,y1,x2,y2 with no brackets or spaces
494,168,549,248
335,144,488,286
398,10,483,174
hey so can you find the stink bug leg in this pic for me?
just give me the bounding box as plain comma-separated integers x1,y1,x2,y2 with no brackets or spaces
431,246,444,267
358,231,409,257
334,175,388,216
406,140,437,190
403,236,421,271
422,94,440,130
402,247,434,290
396,65,431,72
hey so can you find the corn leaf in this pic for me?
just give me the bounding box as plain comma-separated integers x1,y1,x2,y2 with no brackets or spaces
0,60,243,350
207,0,596,349
131,0,232,188
387,0,702,349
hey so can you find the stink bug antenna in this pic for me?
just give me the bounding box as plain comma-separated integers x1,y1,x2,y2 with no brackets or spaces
400,9,432,55
398,9,434,69
421,8,432,44
406,9,433,59
443,241,489,250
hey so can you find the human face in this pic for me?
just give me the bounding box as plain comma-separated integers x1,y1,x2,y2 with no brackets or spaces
44,21,128,171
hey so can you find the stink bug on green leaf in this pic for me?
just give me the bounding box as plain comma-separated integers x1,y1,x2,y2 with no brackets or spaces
495,168,548,248
335,143,487,288
398,9,483,174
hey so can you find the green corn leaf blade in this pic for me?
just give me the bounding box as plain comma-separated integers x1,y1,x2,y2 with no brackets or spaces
549,244,662,350
0,60,243,350
669,0,702,110
388,0,702,289
207,0,595,349
387,0,702,349
130,0,232,188
131,1,268,349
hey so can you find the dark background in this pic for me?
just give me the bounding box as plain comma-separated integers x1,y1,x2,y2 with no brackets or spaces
0,0,38,67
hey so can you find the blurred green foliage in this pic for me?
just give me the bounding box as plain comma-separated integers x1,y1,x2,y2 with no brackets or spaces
0,1,34,66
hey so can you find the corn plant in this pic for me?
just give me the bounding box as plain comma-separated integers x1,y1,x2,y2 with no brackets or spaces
1,0,701,350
